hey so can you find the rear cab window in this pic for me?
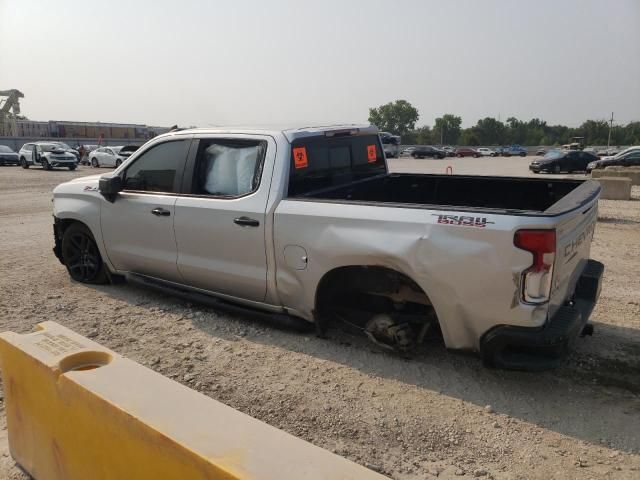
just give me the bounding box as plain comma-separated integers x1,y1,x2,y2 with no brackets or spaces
287,133,386,197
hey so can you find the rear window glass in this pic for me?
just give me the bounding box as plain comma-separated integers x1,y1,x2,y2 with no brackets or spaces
288,134,386,196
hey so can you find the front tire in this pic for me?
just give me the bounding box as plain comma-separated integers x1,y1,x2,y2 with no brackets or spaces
68,165,77,171
20,158,29,169
61,223,108,284
553,164,561,174
91,157,99,168
115,159,122,167
42,159,52,170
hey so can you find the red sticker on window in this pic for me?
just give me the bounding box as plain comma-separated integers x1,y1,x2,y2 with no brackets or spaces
367,144,377,162
293,147,308,169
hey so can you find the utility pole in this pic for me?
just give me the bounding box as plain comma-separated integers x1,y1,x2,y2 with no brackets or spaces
607,112,614,148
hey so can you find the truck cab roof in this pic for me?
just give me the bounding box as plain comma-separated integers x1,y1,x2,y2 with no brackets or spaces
154,124,378,143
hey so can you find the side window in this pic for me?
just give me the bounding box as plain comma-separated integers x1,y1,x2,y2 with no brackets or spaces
191,139,266,197
123,140,189,193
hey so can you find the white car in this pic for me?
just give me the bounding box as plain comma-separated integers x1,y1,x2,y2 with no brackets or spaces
90,147,123,168
91,145,141,168
476,147,496,157
18,142,77,170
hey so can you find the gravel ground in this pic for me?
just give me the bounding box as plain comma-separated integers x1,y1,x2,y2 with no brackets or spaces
0,162,639,479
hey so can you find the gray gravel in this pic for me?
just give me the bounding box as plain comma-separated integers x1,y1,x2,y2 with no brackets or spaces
0,163,639,479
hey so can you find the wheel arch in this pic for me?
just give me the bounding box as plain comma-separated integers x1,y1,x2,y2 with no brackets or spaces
313,265,442,334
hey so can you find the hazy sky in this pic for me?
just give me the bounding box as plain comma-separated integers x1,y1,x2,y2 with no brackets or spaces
1,0,639,128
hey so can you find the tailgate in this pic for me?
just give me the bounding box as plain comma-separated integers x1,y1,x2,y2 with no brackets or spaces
548,197,598,317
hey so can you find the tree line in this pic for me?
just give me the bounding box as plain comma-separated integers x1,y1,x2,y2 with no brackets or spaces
368,100,640,146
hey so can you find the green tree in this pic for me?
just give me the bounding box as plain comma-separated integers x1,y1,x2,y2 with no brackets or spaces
473,117,506,145
459,128,481,146
576,119,610,145
432,114,462,145
368,100,419,135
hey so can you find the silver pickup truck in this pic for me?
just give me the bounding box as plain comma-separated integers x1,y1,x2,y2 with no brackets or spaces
52,125,604,370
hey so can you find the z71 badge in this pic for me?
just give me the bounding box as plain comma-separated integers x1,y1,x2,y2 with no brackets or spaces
432,214,495,228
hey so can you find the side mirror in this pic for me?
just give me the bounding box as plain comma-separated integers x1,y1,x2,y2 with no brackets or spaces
99,175,123,202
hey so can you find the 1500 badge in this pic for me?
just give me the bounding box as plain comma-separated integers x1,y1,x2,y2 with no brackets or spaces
432,214,495,227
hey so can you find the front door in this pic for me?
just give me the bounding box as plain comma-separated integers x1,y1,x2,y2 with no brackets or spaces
174,136,273,302
101,138,191,282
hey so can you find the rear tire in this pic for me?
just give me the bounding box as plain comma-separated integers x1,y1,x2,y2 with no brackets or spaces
20,158,29,169
61,223,108,284
91,158,99,168
473,154,479,158
457,154,462,158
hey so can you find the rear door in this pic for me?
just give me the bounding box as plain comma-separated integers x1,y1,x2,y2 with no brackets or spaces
173,135,275,302
101,138,191,282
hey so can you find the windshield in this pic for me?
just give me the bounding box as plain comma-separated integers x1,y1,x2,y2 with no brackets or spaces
613,147,638,158
543,150,564,160
0,146,13,153
56,143,72,150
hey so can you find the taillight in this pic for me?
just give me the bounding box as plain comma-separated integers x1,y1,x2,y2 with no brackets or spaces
514,229,556,304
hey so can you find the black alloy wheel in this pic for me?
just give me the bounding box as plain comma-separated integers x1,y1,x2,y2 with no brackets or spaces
61,224,107,283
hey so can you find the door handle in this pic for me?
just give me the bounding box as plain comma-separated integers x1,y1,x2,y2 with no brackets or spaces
234,216,260,227
151,208,171,217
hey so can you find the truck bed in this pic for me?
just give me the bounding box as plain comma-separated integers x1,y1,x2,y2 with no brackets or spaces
290,173,601,215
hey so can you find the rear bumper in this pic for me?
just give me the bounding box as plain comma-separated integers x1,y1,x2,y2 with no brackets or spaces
480,259,604,371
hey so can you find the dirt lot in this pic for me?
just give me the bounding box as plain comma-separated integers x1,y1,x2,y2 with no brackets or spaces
0,161,639,479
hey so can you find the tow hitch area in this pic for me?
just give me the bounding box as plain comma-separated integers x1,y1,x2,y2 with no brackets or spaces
481,259,604,371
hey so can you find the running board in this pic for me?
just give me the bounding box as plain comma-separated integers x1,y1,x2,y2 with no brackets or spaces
126,273,313,333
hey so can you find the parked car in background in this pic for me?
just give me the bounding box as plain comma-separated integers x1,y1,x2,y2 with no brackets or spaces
493,146,506,156
503,145,528,157
536,148,547,156
455,147,480,158
18,142,77,170
529,150,598,174
380,132,401,158
91,147,123,168
587,149,640,173
476,147,496,157
0,145,20,165
598,146,640,161
411,146,446,159
53,142,80,161
597,148,619,157
441,146,456,157
401,146,416,156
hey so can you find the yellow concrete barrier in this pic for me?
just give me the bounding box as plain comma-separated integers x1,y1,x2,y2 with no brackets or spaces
0,322,387,480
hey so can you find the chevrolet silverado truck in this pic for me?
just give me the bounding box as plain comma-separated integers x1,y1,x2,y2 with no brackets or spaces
51,125,604,370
